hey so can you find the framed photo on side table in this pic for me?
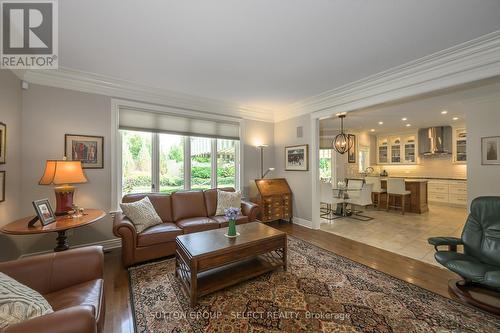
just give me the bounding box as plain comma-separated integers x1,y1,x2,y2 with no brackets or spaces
32,199,56,226
285,144,309,171
482,136,500,165
0,122,6,164
65,134,104,169
0,171,5,202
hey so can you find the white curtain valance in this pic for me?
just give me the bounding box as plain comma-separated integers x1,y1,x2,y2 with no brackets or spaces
119,106,240,140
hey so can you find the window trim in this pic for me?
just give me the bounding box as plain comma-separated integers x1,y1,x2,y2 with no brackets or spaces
111,99,242,211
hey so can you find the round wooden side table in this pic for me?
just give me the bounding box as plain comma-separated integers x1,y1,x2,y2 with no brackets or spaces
1,209,106,252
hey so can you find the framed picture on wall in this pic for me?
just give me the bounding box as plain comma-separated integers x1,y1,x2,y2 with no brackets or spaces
0,122,6,164
65,134,104,169
0,171,5,202
348,134,356,163
482,136,500,165
285,144,309,171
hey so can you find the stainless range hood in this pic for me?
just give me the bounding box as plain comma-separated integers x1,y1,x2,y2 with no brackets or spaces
418,126,452,155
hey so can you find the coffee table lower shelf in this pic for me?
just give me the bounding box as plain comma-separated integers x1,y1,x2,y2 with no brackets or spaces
176,251,286,306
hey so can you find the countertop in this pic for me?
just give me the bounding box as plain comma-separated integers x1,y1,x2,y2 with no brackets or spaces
378,176,467,181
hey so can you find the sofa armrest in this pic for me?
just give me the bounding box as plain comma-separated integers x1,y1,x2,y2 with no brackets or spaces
112,212,138,267
428,237,463,252
0,246,103,294
4,306,96,333
241,201,260,222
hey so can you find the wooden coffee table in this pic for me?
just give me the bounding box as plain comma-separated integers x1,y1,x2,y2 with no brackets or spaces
175,222,287,306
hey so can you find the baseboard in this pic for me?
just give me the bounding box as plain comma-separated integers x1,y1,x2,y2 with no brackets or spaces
292,217,313,229
19,238,122,258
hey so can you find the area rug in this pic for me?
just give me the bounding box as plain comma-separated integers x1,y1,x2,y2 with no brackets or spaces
129,237,500,333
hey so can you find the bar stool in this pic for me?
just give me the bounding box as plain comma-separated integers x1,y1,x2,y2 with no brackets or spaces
365,176,386,210
386,178,411,215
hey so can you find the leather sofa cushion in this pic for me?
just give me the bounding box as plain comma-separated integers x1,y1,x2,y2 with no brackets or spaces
137,223,183,247
210,215,249,227
176,217,219,233
172,191,207,221
204,187,235,216
122,193,173,222
44,279,103,320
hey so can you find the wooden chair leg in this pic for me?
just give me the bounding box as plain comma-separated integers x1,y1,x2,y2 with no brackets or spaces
386,194,390,212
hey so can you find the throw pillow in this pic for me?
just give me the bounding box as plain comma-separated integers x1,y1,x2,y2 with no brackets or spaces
215,190,242,216
120,196,163,233
0,272,53,329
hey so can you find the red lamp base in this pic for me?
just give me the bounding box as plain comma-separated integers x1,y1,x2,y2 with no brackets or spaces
54,185,75,215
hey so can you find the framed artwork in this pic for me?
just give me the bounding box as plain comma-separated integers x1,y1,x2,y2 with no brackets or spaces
348,134,356,163
65,134,104,169
482,136,500,165
0,171,4,202
0,122,6,164
285,144,309,171
32,199,56,226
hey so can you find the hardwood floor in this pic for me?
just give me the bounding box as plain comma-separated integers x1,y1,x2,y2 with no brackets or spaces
102,222,458,333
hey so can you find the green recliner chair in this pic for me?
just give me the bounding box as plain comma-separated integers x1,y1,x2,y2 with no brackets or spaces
428,196,500,313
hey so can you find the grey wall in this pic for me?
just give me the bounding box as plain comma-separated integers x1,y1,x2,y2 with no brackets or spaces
0,71,23,260
241,119,275,197
466,99,500,206
274,114,312,223
19,84,114,255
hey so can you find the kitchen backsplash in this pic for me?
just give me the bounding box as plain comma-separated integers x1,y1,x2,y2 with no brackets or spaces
346,155,467,179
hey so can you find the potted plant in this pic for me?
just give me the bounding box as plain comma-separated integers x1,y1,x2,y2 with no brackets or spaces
224,207,240,237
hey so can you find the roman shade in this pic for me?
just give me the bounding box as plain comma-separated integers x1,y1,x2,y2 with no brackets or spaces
119,106,240,140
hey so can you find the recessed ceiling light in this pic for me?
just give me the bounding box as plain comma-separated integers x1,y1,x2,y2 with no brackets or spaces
402,118,407,121
441,110,448,114
370,129,375,132
452,117,459,121
378,121,384,125
406,124,411,127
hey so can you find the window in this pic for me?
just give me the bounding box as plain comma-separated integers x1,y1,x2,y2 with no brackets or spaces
120,131,239,196
190,137,212,191
122,130,153,195
217,139,236,188
319,149,332,181
159,134,184,193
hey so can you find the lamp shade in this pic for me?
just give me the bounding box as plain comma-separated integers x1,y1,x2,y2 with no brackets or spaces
39,160,88,185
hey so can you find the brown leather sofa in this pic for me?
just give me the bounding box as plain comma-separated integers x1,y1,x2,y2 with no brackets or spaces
0,246,105,333
113,187,259,267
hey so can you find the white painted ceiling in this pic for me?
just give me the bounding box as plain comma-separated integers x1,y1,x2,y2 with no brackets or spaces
60,0,500,111
320,79,500,135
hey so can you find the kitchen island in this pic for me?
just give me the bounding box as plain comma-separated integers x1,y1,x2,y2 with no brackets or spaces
376,179,429,214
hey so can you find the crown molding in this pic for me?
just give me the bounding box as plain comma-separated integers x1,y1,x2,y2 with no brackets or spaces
18,67,275,123
275,30,500,122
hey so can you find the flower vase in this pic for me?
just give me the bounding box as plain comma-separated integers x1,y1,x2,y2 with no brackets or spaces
227,219,237,237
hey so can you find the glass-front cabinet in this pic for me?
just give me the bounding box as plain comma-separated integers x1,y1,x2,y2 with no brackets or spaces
403,135,416,163
376,133,417,165
390,137,401,163
453,128,467,163
377,137,388,164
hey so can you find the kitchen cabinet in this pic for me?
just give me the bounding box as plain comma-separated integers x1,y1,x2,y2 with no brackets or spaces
377,133,417,165
378,137,388,164
453,128,467,163
428,180,467,207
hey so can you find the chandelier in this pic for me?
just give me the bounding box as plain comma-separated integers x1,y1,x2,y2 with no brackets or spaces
333,114,353,154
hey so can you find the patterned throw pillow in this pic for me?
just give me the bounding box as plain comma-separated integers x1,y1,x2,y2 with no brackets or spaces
0,272,53,329
120,196,163,233
215,190,242,216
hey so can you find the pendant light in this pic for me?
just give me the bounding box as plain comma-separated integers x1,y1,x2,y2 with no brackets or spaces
333,114,353,154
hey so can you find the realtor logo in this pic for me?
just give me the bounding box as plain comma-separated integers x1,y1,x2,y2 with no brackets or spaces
1,0,58,69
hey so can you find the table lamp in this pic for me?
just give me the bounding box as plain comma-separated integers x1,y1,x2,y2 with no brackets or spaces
39,160,88,215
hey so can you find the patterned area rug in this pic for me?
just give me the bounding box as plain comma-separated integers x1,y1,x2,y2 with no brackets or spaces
129,237,500,332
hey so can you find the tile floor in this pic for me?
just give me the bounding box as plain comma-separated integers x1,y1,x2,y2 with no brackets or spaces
320,204,467,266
